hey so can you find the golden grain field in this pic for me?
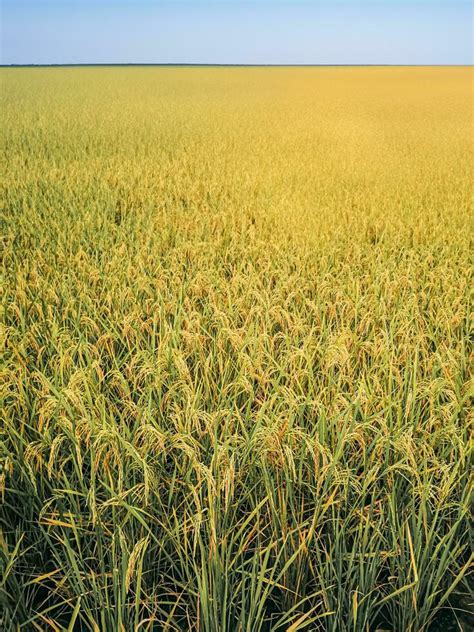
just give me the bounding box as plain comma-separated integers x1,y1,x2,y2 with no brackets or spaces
1,67,473,631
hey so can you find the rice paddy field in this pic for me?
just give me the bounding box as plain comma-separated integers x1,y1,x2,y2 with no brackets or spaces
1,66,473,631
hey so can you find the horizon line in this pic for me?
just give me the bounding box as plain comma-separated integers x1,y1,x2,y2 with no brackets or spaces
2,63,472,68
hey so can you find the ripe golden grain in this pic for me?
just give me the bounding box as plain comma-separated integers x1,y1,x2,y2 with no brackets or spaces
2,66,473,631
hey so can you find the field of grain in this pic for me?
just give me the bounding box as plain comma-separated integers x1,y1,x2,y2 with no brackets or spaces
1,67,473,631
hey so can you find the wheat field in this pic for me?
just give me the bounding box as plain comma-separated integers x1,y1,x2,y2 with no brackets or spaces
1,67,473,631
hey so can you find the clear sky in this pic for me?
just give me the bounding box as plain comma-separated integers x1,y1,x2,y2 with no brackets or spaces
1,1,472,65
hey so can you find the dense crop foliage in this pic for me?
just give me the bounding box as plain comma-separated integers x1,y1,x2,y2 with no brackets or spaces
1,67,473,631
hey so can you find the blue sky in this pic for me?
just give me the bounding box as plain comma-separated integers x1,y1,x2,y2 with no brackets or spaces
1,1,472,65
